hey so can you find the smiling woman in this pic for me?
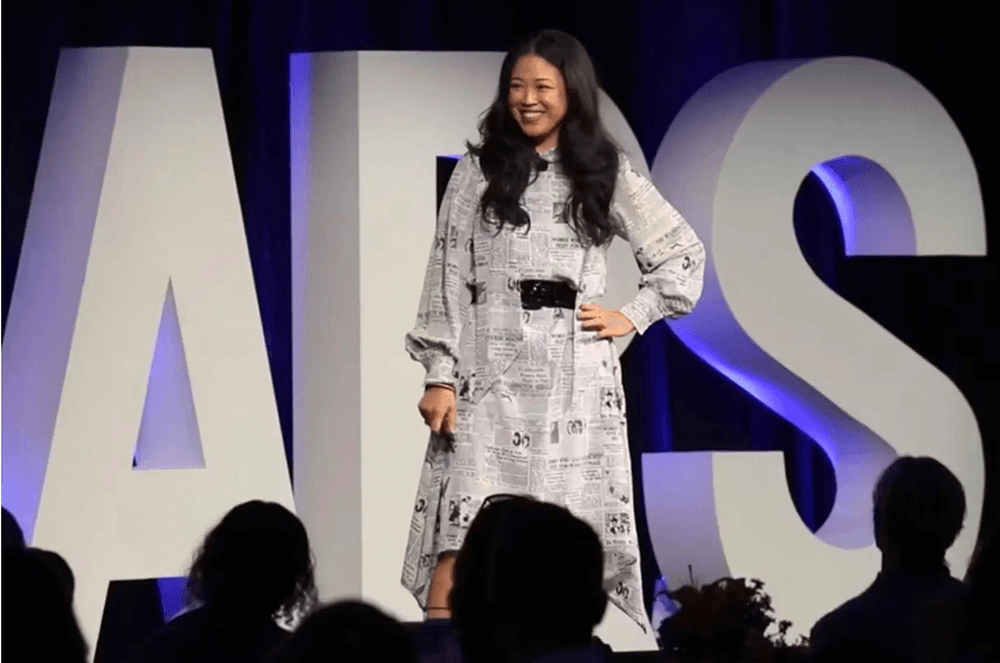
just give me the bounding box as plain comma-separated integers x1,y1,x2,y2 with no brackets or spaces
403,29,706,635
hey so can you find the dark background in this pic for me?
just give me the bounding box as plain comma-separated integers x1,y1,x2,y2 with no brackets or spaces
3,1,995,659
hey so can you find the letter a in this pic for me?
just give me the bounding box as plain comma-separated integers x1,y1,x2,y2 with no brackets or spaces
2,47,294,646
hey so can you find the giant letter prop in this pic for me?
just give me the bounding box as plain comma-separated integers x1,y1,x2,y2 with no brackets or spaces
643,57,985,636
2,47,295,646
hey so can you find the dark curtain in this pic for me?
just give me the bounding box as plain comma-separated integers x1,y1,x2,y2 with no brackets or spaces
3,1,996,659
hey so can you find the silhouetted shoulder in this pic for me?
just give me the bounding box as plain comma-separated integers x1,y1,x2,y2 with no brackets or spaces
130,607,288,663
810,598,867,650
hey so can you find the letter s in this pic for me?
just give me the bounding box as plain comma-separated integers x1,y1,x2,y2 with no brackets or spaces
642,57,985,636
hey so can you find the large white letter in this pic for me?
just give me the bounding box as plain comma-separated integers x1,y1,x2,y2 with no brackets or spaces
2,47,295,646
643,57,985,636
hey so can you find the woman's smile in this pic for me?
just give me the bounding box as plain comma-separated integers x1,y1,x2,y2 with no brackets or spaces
518,108,545,122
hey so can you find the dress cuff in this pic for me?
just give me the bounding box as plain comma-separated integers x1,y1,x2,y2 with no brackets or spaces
618,292,658,336
423,354,457,388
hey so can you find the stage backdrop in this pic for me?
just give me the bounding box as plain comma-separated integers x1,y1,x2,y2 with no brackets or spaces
2,0,996,660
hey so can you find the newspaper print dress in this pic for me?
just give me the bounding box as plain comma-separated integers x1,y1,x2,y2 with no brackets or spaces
402,147,705,631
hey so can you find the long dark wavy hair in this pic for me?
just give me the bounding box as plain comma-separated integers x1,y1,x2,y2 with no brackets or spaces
468,30,621,247
185,500,318,625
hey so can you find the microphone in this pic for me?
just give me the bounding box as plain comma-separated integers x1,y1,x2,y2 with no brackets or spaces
534,155,549,172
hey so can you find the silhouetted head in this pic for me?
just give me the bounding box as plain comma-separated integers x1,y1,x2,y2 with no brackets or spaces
268,600,415,663
2,546,88,662
469,29,620,247
873,457,966,569
450,494,607,663
2,507,25,548
186,500,317,624
30,548,75,602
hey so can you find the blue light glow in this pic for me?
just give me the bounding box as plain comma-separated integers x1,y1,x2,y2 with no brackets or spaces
811,162,856,255
157,577,187,623
132,282,204,470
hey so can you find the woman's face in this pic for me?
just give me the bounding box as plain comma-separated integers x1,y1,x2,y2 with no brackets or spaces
508,54,567,152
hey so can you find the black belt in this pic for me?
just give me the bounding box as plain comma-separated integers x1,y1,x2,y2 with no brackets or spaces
519,279,576,310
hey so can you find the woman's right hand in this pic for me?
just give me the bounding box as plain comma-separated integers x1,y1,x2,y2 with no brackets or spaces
418,385,457,436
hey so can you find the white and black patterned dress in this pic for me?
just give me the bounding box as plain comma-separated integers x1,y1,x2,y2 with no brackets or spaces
402,147,705,630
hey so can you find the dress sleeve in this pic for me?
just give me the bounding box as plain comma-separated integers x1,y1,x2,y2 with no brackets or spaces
405,155,478,388
612,154,705,335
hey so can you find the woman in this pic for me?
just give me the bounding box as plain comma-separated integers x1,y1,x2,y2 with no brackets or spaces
403,29,705,631
132,500,318,663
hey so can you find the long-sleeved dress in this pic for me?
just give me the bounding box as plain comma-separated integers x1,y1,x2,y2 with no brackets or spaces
402,146,705,631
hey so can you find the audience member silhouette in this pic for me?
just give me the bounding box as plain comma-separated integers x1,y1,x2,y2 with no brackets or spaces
131,500,318,663
411,614,466,663
2,506,26,548
33,546,77,602
809,456,968,663
267,600,417,663
2,545,89,663
960,528,997,661
450,494,613,663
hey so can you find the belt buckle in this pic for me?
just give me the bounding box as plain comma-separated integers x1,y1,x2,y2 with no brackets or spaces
521,280,548,310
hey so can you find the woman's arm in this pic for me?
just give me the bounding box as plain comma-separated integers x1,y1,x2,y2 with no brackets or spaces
405,156,477,388
612,154,705,334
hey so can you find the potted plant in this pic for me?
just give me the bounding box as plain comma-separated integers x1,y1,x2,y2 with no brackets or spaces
655,571,809,663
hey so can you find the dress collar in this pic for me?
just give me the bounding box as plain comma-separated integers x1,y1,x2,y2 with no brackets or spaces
536,146,560,162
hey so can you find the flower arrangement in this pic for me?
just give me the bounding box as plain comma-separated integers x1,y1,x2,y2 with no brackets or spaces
656,570,809,663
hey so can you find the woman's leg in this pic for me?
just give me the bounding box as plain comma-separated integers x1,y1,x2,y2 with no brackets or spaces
425,552,457,619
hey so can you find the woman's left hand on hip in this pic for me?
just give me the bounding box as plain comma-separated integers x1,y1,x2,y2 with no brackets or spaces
577,303,635,339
